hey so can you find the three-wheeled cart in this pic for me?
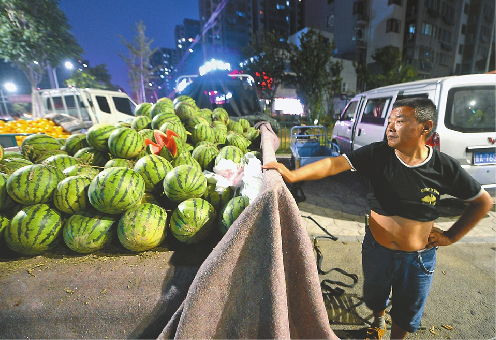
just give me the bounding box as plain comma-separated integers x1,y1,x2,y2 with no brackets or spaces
290,125,341,169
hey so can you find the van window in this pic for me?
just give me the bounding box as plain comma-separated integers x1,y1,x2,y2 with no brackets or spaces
96,96,111,114
113,97,135,116
445,86,496,133
360,98,391,125
341,101,358,120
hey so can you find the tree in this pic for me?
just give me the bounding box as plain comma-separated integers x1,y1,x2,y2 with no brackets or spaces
288,29,343,122
119,21,157,104
0,0,83,91
355,46,418,91
65,64,117,90
240,29,289,113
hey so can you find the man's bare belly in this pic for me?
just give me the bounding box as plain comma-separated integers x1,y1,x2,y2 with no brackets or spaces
369,210,434,251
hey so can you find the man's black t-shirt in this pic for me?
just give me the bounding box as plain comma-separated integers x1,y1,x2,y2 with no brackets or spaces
344,141,483,222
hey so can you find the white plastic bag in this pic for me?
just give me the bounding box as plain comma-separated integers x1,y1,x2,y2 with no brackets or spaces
240,153,263,202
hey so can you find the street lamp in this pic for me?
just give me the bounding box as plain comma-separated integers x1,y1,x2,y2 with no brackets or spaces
48,61,75,89
0,82,17,117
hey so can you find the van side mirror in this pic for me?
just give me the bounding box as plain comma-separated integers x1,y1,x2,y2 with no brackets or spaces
333,113,341,120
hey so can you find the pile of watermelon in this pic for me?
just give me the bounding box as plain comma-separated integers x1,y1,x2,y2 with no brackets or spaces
0,96,263,257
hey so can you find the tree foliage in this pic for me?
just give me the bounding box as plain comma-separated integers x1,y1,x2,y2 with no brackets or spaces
240,29,289,113
355,46,418,91
288,29,343,122
0,0,83,91
119,21,157,103
65,64,117,90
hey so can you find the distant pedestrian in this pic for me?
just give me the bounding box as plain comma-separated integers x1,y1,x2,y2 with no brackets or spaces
262,98,494,339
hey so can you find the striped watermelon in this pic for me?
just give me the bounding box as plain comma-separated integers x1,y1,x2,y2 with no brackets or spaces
88,167,145,214
226,133,251,153
2,150,26,160
238,118,251,132
108,127,145,159
42,154,80,172
21,134,62,163
184,116,209,134
150,102,175,119
227,120,244,134
135,102,152,117
5,203,63,255
173,95,196,108
0,158,33,175
138,128,155,142
215,145,244,166
159,121,187,143
219,195,250,235
35,149,69,163
171,154,201,169
63,164,100,179
212,108,229,124
170,198,216,244
141,192,161,205
175,102,198,122
192,143,219,171
163,164,207,202
212,120,228,131
152,112,180,130
0,173,16,211
157,97,173,106
117,203,168,251
191,123,216,145
74,146,110,167
0,213,9,240
86,123,117,152
134,154,173,193
214,129,227,144
63,133,89,156
0,144,3,161
63,208,117,253
115,121,132,128
200,108,213,124
131,115,152,131
7,164,64,205
202,183,232,213
53,175,92,214
104,158,135,169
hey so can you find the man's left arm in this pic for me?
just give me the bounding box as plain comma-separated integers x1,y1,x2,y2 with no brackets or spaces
427,190,494,248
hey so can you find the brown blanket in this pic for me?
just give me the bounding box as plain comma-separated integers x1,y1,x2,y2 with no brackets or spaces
159,123,337,339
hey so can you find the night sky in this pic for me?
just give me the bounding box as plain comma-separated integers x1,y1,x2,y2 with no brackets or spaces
59,0,200,94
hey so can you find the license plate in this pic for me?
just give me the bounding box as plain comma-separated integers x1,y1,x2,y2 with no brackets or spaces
473,152,496,165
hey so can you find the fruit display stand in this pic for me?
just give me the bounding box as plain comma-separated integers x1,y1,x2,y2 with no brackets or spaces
0,122,336,339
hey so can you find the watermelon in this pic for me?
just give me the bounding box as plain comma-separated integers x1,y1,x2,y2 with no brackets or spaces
115,121,132,128
108,127,145,159
0,213,9,240
226,133,250,153
2,150,26,159
150,101,175,119
138,128,155,142
53,175,92,214
141,192,160,205
200,108,213,123
151,112,180,130
21,134,62,163
219,195,250,234
117,203,168,251
214,129,227,144
192,143,219,172
7,164,64,205
202,183,232,213
88,167,145,214
63,133,89,156
157,97,173,106
191,123,216,145
184,116,209,134
134,154,173,193
227,120,244,134
173,95,196,108
159,121,187,143
0,158,33,175
5,203,64,255
63,208,117,254
63,164,100,179
0,173,16,211
170,198,216,244
42,154,80,172
86,123,117,152
0,144,3,161
135,102,152,117
74,146,110,167
215,145,244,166
35,149,69,163
104,158,135,169
163,164,207,202
171,154,202,170
131,115,152,131
175,102,198,122
238,118,251,132
212,108,229,124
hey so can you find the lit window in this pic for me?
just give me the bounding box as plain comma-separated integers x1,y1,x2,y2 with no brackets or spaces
386,18,401,33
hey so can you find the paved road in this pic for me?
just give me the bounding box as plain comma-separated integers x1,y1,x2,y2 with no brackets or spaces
277,156,496,339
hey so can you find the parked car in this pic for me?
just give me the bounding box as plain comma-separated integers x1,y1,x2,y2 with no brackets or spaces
331,74,496,189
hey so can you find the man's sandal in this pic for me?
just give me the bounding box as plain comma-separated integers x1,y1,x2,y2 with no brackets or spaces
365,327,386,340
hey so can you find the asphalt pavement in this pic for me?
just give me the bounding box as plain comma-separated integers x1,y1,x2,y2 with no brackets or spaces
277,156,496,340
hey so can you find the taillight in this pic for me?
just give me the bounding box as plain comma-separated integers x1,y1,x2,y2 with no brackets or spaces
426,132,440,151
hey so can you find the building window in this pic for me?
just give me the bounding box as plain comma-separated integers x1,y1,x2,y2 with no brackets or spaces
327,15,334,27
388,0,402,6
458,44,464,54
464,3,469,14
386,18,401,33
439,53,448,66
353,1,365,15
461,24,466,35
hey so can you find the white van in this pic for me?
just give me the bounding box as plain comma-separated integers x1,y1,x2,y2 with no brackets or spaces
331,74,496,189
31,87,137,130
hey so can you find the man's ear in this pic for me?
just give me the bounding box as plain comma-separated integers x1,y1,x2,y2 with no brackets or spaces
422,120,434,135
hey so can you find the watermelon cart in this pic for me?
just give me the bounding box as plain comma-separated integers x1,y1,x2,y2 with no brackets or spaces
290,125,341,169
0,122,336,337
